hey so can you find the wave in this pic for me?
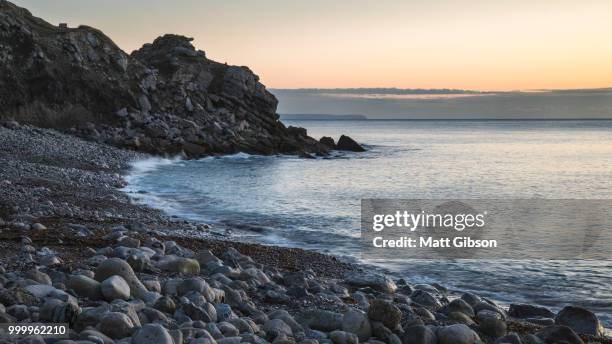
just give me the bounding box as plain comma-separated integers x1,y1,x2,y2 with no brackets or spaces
124,156,183,183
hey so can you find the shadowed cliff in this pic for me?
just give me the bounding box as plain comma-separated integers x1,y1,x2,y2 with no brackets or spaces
0,0,327,157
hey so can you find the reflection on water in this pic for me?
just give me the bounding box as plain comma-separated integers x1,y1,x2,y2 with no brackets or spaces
125,120,612,327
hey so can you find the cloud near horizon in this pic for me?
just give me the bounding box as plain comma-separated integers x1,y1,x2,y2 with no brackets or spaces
271,88,612,119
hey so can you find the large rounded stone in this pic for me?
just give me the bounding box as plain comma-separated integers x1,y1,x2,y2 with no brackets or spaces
437,324,480,344
95,258,158,303
447,312,475,325
536,325,584,344
330,330,359,344
296,309,342,332
99,311,135,339
368,299,402,329
344,271,397,293
263,318,293,340
218,322,240,337
555,306,604,337
101,275,130,301
215,303,233,322
342,309,371,341
411,290,442,310
401,325,437,344
154,296,176,314
67,274,102,300
494,333,522,344
508,303,554,319
444,299,475,317
156,255,200,274
177,277,214,301
477,310,507,338
25,269,52,285
131,323,174,344
39,299,81,324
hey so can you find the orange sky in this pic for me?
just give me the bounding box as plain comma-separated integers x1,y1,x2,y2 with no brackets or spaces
13,0,612,91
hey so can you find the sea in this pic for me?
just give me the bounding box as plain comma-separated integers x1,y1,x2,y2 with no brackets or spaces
123,119,612,328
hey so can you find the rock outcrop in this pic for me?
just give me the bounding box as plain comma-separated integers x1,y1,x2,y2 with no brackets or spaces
336,135,366,152
0,0,327,157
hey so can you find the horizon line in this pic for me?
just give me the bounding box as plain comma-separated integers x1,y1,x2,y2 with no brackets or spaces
271,86,612,94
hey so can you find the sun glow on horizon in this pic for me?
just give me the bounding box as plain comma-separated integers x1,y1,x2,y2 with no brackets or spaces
11,0,612,91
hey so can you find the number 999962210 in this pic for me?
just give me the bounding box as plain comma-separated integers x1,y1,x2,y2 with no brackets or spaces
0,323,69,339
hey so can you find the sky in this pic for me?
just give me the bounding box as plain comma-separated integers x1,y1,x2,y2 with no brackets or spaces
12,0,612,91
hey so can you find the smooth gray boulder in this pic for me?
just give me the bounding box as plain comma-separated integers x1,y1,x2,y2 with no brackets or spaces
444,298,475,317
477,310,507,338
554,306,604,337
344,271,397,293
25,269,52,285
401,325,437,344
156,255,200,274
95,258,159,303
494,333,522,344
131,323,174,344
367,299,402,329
342,309,372,341
263,318,293,340
437,324,480,344
536,325,584,344
79,329,115,344
508,303,554,319
296,309,343,332
330,330,359,344
99,311,135,339
67,274,102,300
101,275,130,301
411,290,442,310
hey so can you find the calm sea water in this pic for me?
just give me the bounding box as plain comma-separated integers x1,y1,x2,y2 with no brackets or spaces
124,120,612,327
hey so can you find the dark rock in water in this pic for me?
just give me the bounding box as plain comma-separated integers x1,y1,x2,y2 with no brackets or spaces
319,136,336,149
336,135,365,152
554,305,604,337
0,1,327,158
508,303,554,319
536,325,584,344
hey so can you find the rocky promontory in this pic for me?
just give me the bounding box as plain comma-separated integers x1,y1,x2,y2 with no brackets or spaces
0,0,326,158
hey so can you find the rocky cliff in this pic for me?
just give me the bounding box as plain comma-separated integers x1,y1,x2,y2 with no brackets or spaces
0,0,326,157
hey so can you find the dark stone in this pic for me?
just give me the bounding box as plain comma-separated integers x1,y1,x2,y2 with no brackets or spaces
336,135,365,152
494,333,522,344
367,299,402,330
535,325,584,344
508,303,554,319
401,325,436,344
319,136,336,149
554,306,604,336
287,126,307,137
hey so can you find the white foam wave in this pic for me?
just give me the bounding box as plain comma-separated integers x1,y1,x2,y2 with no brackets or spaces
123,156,183,184
196,152,255,161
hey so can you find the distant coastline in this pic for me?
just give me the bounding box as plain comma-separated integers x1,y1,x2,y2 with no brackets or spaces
281,115,612,121
280,114,368,120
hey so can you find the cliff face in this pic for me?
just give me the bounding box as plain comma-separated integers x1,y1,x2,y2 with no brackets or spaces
0,0,326,157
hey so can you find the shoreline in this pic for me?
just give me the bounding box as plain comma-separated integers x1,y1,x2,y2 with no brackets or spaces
0,123,609,343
